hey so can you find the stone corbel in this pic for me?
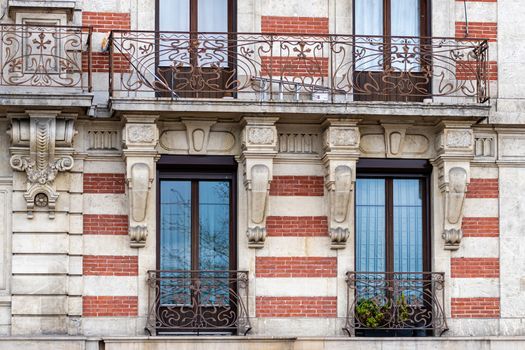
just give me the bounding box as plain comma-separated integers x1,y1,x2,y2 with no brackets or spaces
325,163,355,249
123,115,159,248
322,118,360,249
244,162,272,248
241,116,278,248
128,162,153,248
438,163,470,250
7,111,76,219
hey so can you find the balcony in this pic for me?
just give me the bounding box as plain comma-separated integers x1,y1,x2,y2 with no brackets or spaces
344,272,448,337
145,270,251,336
0,23,92,110
109,31,489,111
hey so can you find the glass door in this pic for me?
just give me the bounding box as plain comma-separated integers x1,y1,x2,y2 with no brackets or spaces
354,176,430,336
353,0,429,101
157,0,236,98
159,178,235,333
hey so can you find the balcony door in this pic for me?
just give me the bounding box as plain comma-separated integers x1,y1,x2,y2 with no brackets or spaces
353,160,433,336
157,0,236,98
353,0,430,101
157,167,240,334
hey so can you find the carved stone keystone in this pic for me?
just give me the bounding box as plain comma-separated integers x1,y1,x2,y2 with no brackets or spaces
8,111,76,218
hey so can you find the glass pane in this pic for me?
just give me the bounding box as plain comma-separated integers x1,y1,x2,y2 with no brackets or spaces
354,0,383,71
391,0,421,71
199,180,230,305
160,180,192,305
159,0,190,32
198,0,229,67
355,178,386,272
393,179,423,273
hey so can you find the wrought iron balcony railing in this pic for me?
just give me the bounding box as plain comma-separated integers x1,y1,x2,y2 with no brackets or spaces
145,270,251,335
0,24,92,91
344,272,448,336
109,31,489,103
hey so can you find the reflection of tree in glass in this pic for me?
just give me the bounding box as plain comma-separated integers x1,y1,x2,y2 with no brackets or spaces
160,181,231,305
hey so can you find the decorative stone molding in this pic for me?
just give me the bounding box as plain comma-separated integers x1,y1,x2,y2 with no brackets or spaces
123,115,159,248
322,118,360,249
241,116,278,248
7,111,76,218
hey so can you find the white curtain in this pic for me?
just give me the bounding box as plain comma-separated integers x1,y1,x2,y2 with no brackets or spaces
354,0,383,71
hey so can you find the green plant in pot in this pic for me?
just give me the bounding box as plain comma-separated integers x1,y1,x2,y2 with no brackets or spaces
356,298,385,328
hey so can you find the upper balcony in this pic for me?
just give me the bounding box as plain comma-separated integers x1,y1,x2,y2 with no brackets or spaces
0,23,93,111
108,30,490,118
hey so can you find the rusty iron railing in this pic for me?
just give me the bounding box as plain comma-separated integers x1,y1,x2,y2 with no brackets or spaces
109,31,489,103
0,24,92,91
344,272,448,336
146,270,251,335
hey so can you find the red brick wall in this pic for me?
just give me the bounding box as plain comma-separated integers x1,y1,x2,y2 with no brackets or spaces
83,296,138,317
451,258,499,278
261,57,329,78
462,217,499,237
455,22,497,42
451,298,500,318
256,297,336,318
456,61,498,81
467,178,499,198
270,176,324,196
84,256,138,276
266,216,328,237
84,173,125,194
83,214,128,235
261,16,329,34
256,257,336,278
82,12,131,32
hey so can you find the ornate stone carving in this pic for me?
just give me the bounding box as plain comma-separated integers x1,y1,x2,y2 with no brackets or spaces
447,130,472,148
247,127,274,145
442,167,468,250
245,164,270,248
127,125,156,143
8,112,76,218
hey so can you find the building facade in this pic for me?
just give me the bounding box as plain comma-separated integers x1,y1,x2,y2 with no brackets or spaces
0,0,523,349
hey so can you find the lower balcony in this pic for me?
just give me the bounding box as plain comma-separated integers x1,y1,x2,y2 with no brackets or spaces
146,270,251,336
344,271,448,337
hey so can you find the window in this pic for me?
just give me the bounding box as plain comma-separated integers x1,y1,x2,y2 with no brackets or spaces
156,0,236,98
155,156,241,334
353,0,430,101
353,159,432,336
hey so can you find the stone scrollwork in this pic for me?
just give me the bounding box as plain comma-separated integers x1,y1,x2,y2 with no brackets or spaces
245,164,271,248
8,112,76,218
442,167,468,250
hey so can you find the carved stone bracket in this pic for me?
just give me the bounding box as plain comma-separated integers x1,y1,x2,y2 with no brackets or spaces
434,121,474,250
123,115,159,248
8,111,76,218
322,118,360,249
241,116,278,248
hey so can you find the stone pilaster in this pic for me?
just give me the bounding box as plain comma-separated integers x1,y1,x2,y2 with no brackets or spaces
433,120,475,250
321,118,360,249
240,116,278,248
7,110,78,335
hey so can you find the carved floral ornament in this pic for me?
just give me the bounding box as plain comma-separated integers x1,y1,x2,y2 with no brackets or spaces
8,114,76,218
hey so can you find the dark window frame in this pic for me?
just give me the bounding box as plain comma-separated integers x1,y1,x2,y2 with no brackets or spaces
355,158,432,273
156,155,238,273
